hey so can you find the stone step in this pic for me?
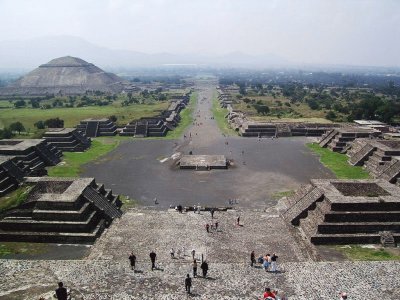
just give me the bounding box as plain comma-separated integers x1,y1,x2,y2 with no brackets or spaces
317,222,400,234
0,219,106,243
32,202,92,221
0,210,99,232
324,211,400,222
310,232,400,245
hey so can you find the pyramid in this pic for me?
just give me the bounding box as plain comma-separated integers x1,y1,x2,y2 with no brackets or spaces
0,56,127,95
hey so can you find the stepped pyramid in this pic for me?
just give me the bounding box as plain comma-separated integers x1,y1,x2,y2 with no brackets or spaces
0,56,127,95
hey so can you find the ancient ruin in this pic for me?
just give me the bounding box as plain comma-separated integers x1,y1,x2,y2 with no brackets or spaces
120,96,189,137
347,138,400,184
0,177,122,243
0,139,61,176
0,156,25,197
318,127,380,153
43,128,91,152
283,179,400,245
0,56,128,96
77,118,117,137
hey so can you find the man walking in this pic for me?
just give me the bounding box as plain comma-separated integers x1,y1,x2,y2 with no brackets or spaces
185,274,192,294
191,249,196,260
128,252,136,270
200,260,209,278
250,250,256,267
205,223,210,233
149,251,157,271
55,282,68,300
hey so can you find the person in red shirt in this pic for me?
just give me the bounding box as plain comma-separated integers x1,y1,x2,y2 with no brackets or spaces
263,287,276,299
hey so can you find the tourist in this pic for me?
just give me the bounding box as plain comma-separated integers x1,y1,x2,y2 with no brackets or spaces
55,282,69,300
250,250,256,267
185,274,192,294
149,251,157,271
271,253,278,272
200,260,209,278
177,248,182,259
191,249,196,259
154,197,158,205
215,221,218,231
210,208,215,219
237,216,240,226
193,204,197,213
339,292,348,300
263,287,276,299
205,223,210,233
192,259,198,277
170,248,175,258
263,254,270,271
177,205,183,213
128,252,136,270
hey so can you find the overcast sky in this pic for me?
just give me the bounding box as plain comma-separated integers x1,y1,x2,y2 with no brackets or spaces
0,0,399,66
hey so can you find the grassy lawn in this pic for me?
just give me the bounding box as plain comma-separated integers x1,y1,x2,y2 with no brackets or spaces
0,185,33,214
0,242,48,258
165,92,197,139
211,93,238,136
272,190,295,199
307,143,370,179
47,137,122,177
0,101,169,130
335,245,400,261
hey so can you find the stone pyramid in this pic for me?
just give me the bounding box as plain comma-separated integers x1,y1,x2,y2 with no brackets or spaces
0,56,127,95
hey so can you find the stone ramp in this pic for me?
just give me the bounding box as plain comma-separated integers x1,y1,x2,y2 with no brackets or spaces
348,142,376,166
379,157,400,183
318,129,337,147
82,187,122,221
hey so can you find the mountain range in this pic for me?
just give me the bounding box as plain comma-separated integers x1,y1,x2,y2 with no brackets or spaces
0,36,289,71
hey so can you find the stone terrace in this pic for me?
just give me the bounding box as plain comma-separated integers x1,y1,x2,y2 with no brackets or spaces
1,208,400,299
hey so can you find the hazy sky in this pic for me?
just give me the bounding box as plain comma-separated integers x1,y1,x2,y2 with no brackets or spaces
0,0,399,66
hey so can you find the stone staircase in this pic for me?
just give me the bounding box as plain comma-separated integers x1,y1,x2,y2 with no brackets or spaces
283,186,324,226
379,158,400,184
318,129,337,147
85,121,99,138
348,143,376,166
35,143,61,166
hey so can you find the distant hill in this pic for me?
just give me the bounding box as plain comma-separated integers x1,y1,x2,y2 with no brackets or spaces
0,36,289,70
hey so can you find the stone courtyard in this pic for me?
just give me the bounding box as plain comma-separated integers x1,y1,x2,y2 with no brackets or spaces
1,81,400,299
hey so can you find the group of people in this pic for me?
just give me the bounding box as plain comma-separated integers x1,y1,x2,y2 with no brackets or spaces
250,251,279,272
185,260,209,294
128,250,158,271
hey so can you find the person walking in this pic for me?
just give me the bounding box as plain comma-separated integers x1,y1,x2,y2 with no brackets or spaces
128,252,136,270
237,216,240,226
200,260,209,278
215,221,218,231
191,249,196,260
170,248,175,259
210,208,215,219
270,253,278,272
149,251,157,271
205,223,210,233
192,259,198,277
185,274,192,294
55,282,69,300
250,251,256,267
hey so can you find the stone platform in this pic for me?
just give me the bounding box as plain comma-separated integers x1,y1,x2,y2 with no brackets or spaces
179,155,228,170
1,208,399,299
283,179,400,245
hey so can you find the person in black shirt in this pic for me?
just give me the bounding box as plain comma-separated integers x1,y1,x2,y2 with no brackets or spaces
150,251,157,270
185,274,192,294
250,251,256,267
271,253,278,272
55,282,68,300
129,252,136,270
200,260,209,278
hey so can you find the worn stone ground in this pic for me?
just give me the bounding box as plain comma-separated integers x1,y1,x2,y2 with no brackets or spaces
1,208,400,299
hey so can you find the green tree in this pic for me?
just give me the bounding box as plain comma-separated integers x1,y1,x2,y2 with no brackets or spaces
9,121,25,134
14,100,26,108
34,120,45,129
0,127,14,139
